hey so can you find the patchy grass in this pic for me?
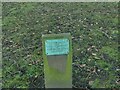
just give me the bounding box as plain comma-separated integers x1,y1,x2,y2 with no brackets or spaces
2,2,119,88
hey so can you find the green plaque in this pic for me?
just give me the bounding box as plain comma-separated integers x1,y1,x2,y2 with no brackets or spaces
45,39,69,55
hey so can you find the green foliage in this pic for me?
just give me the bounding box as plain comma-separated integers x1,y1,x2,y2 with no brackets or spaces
91,79,101,88
101,46,118,60
96,60,111,71
2,2,119,88
3,75,29,88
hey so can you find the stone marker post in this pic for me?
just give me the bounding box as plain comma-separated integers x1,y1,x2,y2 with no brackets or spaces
42,33,72,88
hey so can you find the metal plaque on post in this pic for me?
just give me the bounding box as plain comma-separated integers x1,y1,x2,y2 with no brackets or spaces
42,33,72,88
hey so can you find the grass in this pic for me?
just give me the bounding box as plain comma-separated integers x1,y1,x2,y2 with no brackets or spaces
2,2,119,88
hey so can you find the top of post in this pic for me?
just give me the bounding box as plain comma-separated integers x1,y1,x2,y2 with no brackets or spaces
42,33,71,39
